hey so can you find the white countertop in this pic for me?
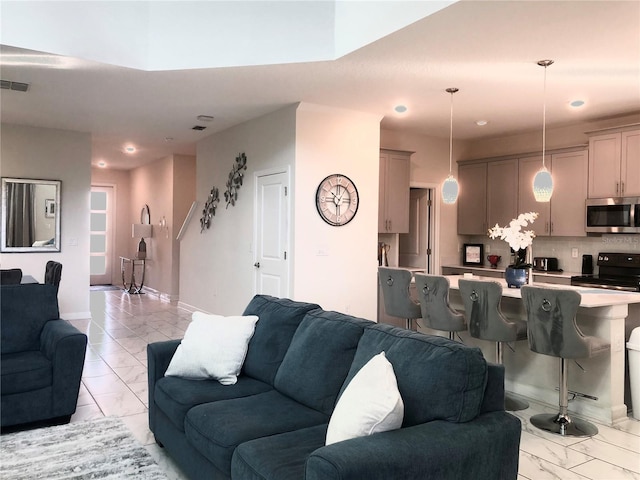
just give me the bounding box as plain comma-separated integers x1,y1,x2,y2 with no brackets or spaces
445,274,640,308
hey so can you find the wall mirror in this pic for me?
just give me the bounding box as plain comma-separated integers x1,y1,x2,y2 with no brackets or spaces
1,177,61,253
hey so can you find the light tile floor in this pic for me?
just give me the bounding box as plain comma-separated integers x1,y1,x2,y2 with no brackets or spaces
68,290,640,480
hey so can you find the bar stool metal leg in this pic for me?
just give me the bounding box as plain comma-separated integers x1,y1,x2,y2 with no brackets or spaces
496,342,529,411
530,359,598,437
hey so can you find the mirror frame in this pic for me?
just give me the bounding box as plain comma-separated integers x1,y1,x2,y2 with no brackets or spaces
1,177,62,253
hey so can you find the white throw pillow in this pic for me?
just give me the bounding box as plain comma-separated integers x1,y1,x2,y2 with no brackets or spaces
325,351,404,445
165,311,259,385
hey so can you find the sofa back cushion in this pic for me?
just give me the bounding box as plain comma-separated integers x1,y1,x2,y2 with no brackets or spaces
344,323,487,425
274,310,372,415
1,284,60,354
242,295,320,385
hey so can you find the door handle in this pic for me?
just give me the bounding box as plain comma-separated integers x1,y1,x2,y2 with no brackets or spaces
254,262,260,268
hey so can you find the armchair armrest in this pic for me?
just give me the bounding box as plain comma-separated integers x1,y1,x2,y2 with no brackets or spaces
40,320,88,416
147,339,181,431
306,412,521,480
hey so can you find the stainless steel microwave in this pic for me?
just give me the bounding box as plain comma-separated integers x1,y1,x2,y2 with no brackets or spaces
586,197,640,233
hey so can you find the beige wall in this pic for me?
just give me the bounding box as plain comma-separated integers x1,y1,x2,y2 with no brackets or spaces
129,155,195,300
179,104,298,314
179,103,382,320
293,103,382,318
0,123,91,318
91,167,132,284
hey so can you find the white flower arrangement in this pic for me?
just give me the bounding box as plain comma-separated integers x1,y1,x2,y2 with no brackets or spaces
487,212,539,267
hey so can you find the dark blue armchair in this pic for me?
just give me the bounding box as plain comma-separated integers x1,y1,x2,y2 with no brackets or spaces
1,284,87,429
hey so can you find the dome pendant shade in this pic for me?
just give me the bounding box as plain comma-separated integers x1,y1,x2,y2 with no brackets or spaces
442,174,460,204
533,167,554,202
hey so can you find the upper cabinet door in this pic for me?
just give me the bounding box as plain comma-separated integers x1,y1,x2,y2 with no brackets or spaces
379,150,410,233
550,150,588,236
487,159,519,230
588,132,622,198
518,155,551,235
457,162,487,235
621,130,640,196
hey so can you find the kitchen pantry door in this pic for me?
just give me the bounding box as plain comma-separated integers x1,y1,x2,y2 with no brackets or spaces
90,186,114,285
253,169,290,297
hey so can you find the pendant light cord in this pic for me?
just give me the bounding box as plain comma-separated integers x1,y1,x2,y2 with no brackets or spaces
542,64,547,168
446,87,458,175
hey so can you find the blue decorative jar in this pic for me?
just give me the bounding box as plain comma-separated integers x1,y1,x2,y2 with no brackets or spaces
505,267,528,288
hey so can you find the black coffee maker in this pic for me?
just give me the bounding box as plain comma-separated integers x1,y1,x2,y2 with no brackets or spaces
582,254,593,275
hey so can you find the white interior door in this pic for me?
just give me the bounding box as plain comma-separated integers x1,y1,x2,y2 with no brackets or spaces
254,170,289,297
399,188,432,272
90,186,114,285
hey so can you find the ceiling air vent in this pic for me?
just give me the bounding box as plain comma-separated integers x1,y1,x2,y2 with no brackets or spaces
1,80,30,92
192,125,206,131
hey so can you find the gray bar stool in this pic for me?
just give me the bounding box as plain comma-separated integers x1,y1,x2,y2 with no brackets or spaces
521,286,610,437
458,279,529,411
378,267,421,330
414,274,466,341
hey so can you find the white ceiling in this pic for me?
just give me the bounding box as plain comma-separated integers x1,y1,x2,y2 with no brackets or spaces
1,1,639,170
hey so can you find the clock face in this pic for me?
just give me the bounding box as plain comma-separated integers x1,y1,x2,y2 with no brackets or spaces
315,174,359,226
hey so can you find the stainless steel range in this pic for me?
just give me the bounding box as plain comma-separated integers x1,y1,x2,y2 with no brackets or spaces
571,253,640,292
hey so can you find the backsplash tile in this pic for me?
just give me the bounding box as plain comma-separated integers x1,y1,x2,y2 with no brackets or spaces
463,235,640,275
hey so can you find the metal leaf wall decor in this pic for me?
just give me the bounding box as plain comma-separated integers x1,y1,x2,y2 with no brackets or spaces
224,152,247,208
200,186,220,232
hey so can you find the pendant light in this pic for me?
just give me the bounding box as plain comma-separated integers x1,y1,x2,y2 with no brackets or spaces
533,59,554,202
442,87,459,204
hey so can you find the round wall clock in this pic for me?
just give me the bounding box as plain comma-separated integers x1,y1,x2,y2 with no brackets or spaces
315,174,359,226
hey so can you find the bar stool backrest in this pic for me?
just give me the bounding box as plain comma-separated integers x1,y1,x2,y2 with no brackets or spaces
378,267,421,319
414,274,466,332
458,279,519,343
521,286,588,359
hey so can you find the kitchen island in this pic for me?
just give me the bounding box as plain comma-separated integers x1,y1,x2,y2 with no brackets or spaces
422,275,640,425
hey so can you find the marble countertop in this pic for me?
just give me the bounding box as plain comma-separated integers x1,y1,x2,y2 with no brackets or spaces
445,274,640,308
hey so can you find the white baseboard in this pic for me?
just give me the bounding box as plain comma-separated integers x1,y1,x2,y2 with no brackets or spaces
61,311,92,320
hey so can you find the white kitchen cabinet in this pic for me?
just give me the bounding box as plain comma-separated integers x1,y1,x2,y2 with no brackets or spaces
487,158,519,230
588,128,640,198
457,162,487,235
379,149,411,233
518,150,588,237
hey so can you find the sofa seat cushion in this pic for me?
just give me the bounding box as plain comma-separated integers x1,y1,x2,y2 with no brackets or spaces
155,375,272,432
184,390,329,476
274,310,373,415
345,324,488,426
1,351,52,395
242,295,321,385
231,424,328,480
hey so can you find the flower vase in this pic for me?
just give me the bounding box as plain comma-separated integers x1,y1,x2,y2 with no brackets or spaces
505,267,527,288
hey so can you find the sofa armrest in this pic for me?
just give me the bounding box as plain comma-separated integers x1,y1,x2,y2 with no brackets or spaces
40,320,88,416
306,412,521,480
147,339,181,431
481,362,506,413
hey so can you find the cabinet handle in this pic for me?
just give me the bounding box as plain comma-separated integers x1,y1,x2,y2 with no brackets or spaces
545,221,549,233
389,220,392,231
622,181,625,196
550,222,554,233
616,182,620,195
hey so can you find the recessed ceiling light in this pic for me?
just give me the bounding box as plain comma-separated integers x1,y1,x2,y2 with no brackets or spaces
476,120,488,126
394,105,408,113
97,161,107,168
164,137,174,142
196,115,214,122
124,145,136,153
570,100,585,108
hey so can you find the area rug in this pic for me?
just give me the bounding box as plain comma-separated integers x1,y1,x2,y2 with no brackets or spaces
0,416,167,479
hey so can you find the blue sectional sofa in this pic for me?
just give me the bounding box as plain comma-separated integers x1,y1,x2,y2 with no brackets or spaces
1,284,87,429
148,295,521,479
